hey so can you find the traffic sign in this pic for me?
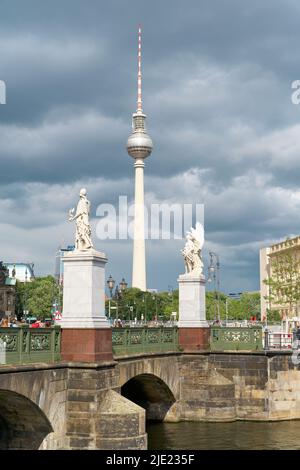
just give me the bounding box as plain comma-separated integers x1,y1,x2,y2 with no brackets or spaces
54,311,62,321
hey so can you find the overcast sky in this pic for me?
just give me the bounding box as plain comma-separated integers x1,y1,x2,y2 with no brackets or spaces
1,0,300,293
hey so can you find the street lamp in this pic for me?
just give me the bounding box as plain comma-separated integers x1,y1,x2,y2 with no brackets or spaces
107,275,115,298
106,275,115,320
167,285,175,322
142,294,147,323
207,252,220,322
113,285,121,322
114,285,120,299
129,303,134,324
23,268,28,321
119,278,128,293
152,293,158,321
107,276,128,323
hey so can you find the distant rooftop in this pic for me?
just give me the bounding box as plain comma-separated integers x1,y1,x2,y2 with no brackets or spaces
4,263,35,282
268,235,300,256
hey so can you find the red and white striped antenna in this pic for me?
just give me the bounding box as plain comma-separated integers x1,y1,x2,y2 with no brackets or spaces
137,25,143,113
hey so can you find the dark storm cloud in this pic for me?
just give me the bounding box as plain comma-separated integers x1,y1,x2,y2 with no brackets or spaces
1,0,300,290
0,1,298,177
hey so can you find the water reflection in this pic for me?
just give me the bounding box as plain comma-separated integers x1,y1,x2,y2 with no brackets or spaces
147,421,300,450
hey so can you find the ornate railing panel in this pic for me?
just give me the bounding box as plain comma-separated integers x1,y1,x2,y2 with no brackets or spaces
112,327,179,356
0,326,61,365
210,326,263,351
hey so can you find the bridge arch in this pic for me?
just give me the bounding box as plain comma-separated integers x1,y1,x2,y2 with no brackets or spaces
121,373,176,421
0,389,53,449
116,355,181,421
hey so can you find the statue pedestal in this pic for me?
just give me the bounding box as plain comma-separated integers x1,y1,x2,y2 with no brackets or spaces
177,274,210,351
60,249,113,362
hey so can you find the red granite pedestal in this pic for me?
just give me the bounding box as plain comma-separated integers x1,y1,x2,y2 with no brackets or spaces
61,328,113,362
179,327,210,352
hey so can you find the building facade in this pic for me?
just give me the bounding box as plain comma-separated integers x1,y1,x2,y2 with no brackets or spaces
0,262,16,318
4,263,35,283
260,235,300,320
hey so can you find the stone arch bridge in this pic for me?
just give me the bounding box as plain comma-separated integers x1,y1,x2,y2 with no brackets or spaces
0,351,300,449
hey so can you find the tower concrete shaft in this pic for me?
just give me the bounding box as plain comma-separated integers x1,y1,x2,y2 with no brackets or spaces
126,27,153,292
132,158,146,290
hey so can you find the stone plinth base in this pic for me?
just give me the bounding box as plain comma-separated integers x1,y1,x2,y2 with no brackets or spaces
177,274,207,328
61,249,109,329
61,328,113,362
178,327,210,352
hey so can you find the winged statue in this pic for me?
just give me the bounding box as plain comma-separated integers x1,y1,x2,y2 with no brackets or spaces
181,222,204,276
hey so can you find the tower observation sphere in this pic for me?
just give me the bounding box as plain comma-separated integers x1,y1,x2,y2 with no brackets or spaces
126,112,153,160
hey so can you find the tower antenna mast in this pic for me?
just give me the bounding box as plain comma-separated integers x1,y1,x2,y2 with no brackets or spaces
137,25,143,113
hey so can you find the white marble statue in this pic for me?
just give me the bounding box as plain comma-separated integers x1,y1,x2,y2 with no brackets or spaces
68,188,93,251
181,222,204,276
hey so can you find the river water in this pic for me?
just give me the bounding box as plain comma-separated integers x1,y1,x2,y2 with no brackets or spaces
147,421,300,450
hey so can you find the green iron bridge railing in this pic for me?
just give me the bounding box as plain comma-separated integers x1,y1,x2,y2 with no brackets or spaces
0,326,61,365
112,326,179,357
0,325,265,365
210,326,263,351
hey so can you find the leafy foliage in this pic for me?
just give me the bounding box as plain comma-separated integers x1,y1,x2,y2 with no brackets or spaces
106,287,261,322
106,288,179,321
206,291,260,321
266,308,281,322
15,276,61,320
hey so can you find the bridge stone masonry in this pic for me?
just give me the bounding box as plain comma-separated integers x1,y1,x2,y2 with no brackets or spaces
1,349,300,449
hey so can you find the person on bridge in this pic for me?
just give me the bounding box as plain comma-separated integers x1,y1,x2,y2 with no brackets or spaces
0,317,9,327
30,320,42,328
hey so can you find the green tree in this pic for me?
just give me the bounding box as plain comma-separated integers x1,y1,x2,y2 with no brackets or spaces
106,287,179,322
266,308,281,322
161,290,179,318
105,286,262,323
239,292,261,320
223,292,260,321
15,276,61,320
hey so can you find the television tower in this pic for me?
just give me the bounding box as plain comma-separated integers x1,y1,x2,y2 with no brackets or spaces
126,27,153,291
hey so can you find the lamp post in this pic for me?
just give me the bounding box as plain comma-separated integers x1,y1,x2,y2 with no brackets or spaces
106,275,115,320
207,252,220,322
107,276,128,323
129,304,134,324
143,294,147,323
119,278,128,293
168,285,174,323
114,285,120,321
23,268,28,321
152,293,158,321
107,275,115,299
168,285,174,301
118,278,127,322
225,297,228,325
